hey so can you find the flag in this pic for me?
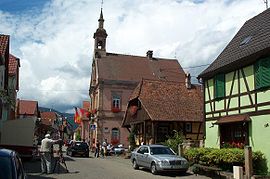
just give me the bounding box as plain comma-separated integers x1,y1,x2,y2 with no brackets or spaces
74,107,82,124
74,107,90,124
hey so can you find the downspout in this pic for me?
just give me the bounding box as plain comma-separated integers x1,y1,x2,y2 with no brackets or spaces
197,77,206,143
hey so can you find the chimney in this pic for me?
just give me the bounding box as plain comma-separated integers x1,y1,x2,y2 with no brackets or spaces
185,72,191,89
146,50,153,59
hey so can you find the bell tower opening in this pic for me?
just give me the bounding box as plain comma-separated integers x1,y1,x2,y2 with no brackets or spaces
97,41,103,49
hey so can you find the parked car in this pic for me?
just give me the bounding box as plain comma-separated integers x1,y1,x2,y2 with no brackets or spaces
66,141,89,157
110,144,126,155
131,144,189,175
0,148,27,179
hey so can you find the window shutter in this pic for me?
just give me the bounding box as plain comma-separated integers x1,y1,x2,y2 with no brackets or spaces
261,57,270,88
254,60,261,89
255,57,270,89
215,74,225,99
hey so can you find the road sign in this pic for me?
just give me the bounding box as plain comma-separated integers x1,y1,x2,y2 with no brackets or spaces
90,124,96,130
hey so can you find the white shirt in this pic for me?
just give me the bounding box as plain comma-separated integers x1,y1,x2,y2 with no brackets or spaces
40,138,56,152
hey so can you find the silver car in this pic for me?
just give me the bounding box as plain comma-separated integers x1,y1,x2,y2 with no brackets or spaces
131,144,189,175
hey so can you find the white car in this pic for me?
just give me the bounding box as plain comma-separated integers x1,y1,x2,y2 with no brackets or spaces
131,144,189,175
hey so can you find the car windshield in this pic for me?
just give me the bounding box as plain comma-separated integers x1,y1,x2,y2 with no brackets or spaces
150,147,175,155
75,142,88,148
0,156,13,179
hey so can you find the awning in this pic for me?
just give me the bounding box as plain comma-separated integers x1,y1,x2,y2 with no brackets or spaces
215,114,251,124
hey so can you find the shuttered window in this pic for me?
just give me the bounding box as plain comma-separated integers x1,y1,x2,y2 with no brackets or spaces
214,73,225,99
255,57,270,90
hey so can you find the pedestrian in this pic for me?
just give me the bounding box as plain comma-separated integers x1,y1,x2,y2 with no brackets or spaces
95,140,100,158
40,134,60,174
102,139,108,157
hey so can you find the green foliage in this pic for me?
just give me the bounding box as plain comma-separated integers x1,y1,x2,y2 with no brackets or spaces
184,147,268,175
75,130,81,141
128,127,136,151
253,151,268,175
162,130,183,155
0,89,15,108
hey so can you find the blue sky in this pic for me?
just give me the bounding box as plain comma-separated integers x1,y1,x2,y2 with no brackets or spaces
0,0,266,113
0,0,50,13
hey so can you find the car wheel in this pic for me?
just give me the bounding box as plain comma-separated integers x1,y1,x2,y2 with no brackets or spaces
70,152,74,157
151,162,157,175
132,159,139,170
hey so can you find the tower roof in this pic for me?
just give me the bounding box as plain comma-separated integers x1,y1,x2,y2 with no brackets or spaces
99,9,104,22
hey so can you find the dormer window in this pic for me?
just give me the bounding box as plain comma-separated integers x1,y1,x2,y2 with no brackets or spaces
240,36,252,47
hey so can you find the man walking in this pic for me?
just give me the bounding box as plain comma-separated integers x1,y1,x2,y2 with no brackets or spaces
40,134,59,174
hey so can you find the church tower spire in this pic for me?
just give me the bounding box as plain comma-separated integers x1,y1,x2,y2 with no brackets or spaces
98,9,104,28
93,8,107,58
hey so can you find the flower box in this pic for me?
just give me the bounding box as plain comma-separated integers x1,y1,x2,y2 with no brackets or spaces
111,107,121,113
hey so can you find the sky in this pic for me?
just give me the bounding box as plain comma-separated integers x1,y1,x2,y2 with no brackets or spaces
0,0,266,113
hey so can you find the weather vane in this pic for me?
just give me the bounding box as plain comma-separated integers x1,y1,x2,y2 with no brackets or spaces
264,0,268,9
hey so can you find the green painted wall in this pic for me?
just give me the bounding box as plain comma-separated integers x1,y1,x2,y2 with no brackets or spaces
205,103,211,113
204,57,270,172
257,90,270,103
225,71,234,96
215,100,224,111
244,66,254,90
250,115,270,170
205,121,219,148
240,95,251,106
205,64,266,119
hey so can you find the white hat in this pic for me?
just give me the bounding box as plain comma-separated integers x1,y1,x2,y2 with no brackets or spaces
45,134,50,138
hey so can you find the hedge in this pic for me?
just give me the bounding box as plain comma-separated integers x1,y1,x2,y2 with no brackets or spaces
184,147,268,175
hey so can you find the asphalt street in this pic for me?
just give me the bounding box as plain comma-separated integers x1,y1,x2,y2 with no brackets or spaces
23,153,212,179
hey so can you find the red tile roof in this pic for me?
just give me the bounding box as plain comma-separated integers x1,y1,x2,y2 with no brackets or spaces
122,79,203,127
0,34,9,57
9,54,19,75
40,111,57,125
97,53,185,83
215,114,250,124
18,100,38,115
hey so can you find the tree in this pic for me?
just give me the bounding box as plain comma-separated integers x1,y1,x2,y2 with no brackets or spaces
128,127,136,151
163,130,183,155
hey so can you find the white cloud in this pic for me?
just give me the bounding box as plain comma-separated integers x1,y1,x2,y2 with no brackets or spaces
0,0,266,112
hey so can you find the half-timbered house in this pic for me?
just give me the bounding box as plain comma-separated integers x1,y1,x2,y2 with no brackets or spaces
198,9,270,169
122,79,204,145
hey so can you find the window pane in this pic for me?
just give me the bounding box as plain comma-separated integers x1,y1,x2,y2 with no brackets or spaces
112,96,120,109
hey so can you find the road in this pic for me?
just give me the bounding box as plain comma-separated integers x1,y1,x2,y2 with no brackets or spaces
24,153,211,179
